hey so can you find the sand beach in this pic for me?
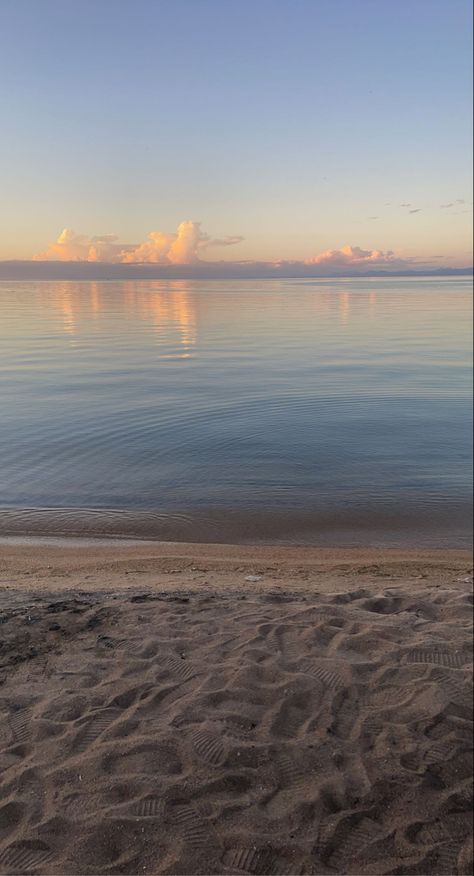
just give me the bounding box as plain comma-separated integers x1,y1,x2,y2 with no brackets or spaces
0,541,472,875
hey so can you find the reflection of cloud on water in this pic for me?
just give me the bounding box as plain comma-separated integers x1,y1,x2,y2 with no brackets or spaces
90,282,101,317
339,291,350,323
306,286,378,327
170,286,196,355
368,291,377,319
41,280,383,345
39,282,103,341
124,282,197,356
335,288,378,325
38,281,197,355
41,282,79,341
59,290,76,337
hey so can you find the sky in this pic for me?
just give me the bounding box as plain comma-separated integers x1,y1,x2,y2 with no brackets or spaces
0,0,472,273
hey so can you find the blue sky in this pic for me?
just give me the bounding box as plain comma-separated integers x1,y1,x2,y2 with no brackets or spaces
0,0,472,268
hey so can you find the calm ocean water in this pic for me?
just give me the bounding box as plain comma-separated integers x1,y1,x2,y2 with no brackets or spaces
0,277,472,546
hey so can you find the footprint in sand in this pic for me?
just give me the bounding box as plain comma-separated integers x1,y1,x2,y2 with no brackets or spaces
189,726,227,767
0,840,53,875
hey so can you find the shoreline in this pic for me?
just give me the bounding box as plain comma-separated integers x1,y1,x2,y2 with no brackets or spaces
1,504,472,552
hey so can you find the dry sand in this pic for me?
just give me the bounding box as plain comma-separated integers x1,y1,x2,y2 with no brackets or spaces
0,541,472,875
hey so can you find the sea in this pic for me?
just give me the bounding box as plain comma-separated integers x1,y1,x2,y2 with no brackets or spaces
0,276,472,546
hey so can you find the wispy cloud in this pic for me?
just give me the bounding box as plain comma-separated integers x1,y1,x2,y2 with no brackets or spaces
400,203,411,207
204,235,244,249
409,209,422,214
441,199,467,209
35,222,244,264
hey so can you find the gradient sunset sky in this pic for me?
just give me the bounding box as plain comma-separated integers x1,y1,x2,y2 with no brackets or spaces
1,0,472,271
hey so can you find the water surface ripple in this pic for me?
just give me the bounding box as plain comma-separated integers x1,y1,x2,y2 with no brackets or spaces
0,277,472,545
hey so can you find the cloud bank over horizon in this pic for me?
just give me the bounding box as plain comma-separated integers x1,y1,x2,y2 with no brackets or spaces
304,245,398,269
35,222,244,265
32,223,420,274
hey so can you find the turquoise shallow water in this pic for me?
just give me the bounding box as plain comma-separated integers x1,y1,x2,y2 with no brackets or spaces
0,276,472,545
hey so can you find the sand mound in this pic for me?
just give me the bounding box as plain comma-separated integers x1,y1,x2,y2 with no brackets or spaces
0,569,472,874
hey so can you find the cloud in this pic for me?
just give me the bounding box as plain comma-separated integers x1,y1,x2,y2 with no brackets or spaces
31,229,471,278
35,221,243,264
204,235,245,249
441,199,465,209
34,228,125,262
121,221,206,264
409,209,422,214
303,244,397,269
400,203,411,207
8,239,473,281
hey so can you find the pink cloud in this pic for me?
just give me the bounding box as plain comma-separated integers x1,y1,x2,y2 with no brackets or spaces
34,229,124,262
33,229,433,275
304,244,397,268
35,222,243,264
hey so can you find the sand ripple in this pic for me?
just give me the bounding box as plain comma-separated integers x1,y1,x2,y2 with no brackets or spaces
0,578,472,874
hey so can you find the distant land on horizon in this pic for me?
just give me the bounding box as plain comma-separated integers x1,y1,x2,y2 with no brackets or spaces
0,261,472,282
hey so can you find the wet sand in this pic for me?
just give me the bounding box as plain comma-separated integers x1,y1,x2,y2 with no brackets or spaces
0,542,472,875
0,505,472,549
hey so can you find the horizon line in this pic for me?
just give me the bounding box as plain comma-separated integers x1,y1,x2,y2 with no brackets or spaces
0,260,472,281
